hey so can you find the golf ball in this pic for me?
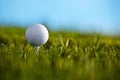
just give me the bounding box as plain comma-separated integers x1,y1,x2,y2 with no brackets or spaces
25,24,49,46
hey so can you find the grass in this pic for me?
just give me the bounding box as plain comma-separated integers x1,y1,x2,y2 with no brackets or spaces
0,27,120,80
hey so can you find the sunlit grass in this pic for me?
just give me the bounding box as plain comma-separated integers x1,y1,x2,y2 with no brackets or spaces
0,27,120,80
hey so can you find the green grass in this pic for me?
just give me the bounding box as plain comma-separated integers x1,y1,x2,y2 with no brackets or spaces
0,27,120,80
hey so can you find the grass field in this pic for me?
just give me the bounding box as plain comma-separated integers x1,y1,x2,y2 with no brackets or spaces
0,27,120,80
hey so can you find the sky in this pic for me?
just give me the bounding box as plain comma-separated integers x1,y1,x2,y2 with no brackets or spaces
0,0,120,34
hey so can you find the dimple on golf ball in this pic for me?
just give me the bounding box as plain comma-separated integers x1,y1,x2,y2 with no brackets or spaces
25,24,49,47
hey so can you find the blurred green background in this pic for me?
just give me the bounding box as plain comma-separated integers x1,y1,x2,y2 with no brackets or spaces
0,27,120,80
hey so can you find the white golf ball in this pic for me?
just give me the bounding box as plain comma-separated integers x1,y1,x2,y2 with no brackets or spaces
25,24,49,46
